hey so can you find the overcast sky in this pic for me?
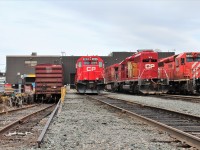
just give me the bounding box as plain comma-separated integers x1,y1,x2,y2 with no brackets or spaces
0,0,200,72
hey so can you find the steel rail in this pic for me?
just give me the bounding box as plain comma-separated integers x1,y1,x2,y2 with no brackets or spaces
0,104,55,135
88,95,200,149
0,104,38,115
154,94,200,103
37,100,61,148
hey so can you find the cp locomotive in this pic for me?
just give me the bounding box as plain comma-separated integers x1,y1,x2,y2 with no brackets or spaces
75,56,105,93
35,64,63,102
158,52,200,94
105,50,168,94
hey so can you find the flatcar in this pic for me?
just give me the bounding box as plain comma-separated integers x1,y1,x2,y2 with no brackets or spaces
35,64,63,102
105,50,168,94
158,52,200,94
75,56,105,93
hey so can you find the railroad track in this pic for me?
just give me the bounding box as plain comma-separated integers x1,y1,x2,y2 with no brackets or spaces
37,100,61,148
0,103,55,149
0,104,38,116
88,95,200,149
153,94,200,103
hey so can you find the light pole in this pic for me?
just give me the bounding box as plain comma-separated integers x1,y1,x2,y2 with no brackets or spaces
17,72,22,93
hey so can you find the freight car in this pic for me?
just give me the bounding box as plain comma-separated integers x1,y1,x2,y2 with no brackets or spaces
35,64,63,102
105,50,168,94
158,52,200,94
75,56,105,93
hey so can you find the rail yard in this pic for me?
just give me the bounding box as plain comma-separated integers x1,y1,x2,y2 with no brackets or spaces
40,91,200,149
0,89,199,149
0,50,199,149
1,0,200,149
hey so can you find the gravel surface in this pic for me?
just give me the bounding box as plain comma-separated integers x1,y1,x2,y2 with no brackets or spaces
0,104,51,130
0,105,53,150
105,92,200,117
40,92,186,150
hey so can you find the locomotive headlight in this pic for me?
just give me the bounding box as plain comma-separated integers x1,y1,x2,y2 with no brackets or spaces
96,78,99,80
146,79,149,81
161,79,163,81
84,78,87,80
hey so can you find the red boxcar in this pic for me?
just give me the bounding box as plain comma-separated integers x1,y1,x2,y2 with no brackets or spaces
158,52,200,94
35,64,63,102
75,56,105,93
105,50,168,94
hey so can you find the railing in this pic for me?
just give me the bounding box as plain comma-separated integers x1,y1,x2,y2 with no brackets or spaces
193,67,200,86
158,68,169,85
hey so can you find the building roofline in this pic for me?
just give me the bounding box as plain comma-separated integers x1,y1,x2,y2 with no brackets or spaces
7,55,61,57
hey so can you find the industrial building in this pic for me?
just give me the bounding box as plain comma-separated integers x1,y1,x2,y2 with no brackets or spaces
6,51,175,89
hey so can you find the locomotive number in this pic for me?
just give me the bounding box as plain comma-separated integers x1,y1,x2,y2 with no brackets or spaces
86,67,96,71
145,64,155,69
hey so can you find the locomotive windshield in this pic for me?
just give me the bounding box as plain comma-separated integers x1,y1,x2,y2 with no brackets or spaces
82,57,104,67
84,60,98,65
83,57,99,65
142,59,157,62
186,57,200,62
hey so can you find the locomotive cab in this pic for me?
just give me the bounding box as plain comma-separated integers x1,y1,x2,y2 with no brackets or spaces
75,56,105,94
159,52,200,94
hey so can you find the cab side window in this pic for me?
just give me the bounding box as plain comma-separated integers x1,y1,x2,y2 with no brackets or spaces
78,62,82,67
99,62,103,68
175,59,179,67
181,58,185,65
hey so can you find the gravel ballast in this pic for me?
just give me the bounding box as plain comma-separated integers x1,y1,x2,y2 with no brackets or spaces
41,92,185,149
106,92,200,117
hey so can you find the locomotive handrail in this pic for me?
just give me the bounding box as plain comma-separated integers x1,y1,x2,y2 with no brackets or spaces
192,67,200,86
138,69,157,85
160,68,169,85
137,69,142,85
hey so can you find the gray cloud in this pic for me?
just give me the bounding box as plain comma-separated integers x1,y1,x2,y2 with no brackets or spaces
0,0,200,71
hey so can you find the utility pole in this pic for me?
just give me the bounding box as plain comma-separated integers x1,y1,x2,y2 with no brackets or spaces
61,52,66,56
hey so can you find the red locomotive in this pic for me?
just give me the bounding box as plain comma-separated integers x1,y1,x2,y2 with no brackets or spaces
75,56,105,93
105,50,168,94
158,52,200,94
35,64,63,102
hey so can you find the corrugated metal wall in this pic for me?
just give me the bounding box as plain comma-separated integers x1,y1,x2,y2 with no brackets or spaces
6,52,175,85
